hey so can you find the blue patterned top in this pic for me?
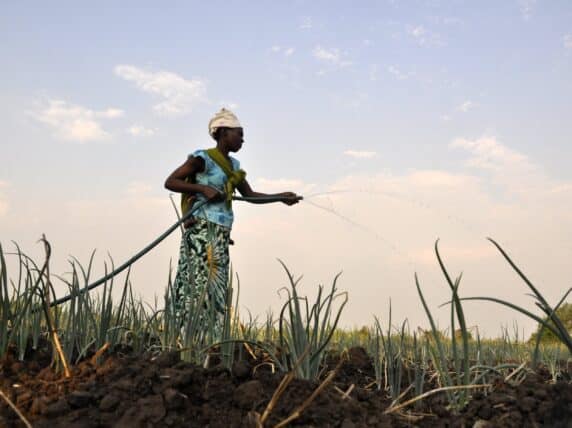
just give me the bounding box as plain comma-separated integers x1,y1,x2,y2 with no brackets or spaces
191,149,240,229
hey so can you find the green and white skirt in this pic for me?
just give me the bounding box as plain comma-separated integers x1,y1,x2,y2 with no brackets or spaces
173,218,231,331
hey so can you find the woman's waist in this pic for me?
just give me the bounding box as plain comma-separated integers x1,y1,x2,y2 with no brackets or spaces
193,210,233,229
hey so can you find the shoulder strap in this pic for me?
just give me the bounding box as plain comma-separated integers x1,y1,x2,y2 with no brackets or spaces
206,148,234,176
206,148,246,207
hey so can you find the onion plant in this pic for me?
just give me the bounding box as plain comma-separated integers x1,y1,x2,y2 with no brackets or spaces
372,304,406,400
411,332,427,404
220,270,241,369
414,240,485,409
1,243,47,360
277,260,348,380
459,238,572,355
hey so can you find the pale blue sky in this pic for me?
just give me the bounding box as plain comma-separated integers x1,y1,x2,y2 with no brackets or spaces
1,1,571,335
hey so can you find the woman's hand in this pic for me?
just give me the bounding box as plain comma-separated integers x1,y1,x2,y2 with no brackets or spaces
280,192,302,205
201,185,225,201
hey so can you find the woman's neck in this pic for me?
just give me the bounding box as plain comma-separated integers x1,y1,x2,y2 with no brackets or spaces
215,142,231,158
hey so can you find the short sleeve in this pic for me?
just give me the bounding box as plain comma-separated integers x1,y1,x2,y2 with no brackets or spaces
190,149,206,161
231,157,241,170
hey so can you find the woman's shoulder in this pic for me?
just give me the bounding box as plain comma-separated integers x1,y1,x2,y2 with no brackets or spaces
189,149,212,165
189,148,207,158
229,155,240,169
188,149,240,170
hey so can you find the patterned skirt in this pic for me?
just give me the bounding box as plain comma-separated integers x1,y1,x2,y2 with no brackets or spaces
173,218,231,331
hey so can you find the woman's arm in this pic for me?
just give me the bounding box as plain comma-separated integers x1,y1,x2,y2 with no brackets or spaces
236,179,300,205
165,156,222,201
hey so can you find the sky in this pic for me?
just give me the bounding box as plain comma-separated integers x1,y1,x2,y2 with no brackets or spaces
1,0,571,337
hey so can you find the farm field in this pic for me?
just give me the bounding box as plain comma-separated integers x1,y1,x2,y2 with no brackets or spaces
0,240,571,427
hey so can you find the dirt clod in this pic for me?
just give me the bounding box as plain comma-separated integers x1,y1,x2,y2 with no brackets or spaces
99,393,120,412
233,380,263,410
67,390,94,408
163,387,185,410
44,398,70,417
232,360,251,380
153,350,180,368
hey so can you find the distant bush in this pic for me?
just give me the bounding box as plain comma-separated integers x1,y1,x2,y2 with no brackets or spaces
529,303,572,344
454,328,473,341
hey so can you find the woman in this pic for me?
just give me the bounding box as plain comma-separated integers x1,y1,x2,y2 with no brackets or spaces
164,108,300,332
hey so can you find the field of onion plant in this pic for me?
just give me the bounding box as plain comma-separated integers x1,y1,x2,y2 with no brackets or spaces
0,237,570,427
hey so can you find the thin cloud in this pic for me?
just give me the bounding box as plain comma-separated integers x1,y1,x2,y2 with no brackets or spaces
313,46,340,62
410,25,425,39
406,25,443,46
271,46,295,57
369,64,379,81
387,65,411,80
450,136,533,171
450,135,572,211
299,16,313,30
127,125,156,137
114,64,207,117
458,100,475,112
427,15,464,26
519,0,537,21
97,108,124,119
564,34,572,50
312,46,352,67
31,99,123,142
344,150,377,159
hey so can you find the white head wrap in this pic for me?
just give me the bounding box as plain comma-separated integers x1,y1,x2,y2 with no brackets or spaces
208,108,242,138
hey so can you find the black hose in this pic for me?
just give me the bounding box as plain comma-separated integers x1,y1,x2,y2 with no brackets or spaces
47,198,209,308
48,194,302,308
232,195,303,203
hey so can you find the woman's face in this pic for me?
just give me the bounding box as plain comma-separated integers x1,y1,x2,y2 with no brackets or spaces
226,127,244,152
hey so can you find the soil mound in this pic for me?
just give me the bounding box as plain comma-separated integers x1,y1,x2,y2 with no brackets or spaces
1,346,570,427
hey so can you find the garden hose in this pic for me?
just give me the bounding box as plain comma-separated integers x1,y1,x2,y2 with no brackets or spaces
48,194,302,308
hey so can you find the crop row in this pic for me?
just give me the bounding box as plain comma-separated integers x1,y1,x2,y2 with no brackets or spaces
0,237,569,414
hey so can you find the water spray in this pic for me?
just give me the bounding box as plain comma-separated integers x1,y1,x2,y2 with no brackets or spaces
301,197,418,269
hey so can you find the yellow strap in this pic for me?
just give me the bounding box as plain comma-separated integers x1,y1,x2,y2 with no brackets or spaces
206,148,246,207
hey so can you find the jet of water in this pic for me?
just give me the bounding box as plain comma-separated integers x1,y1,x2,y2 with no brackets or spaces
301,198,418,269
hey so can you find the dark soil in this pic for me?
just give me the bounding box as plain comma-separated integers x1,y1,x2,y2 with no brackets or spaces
1,345,571,427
